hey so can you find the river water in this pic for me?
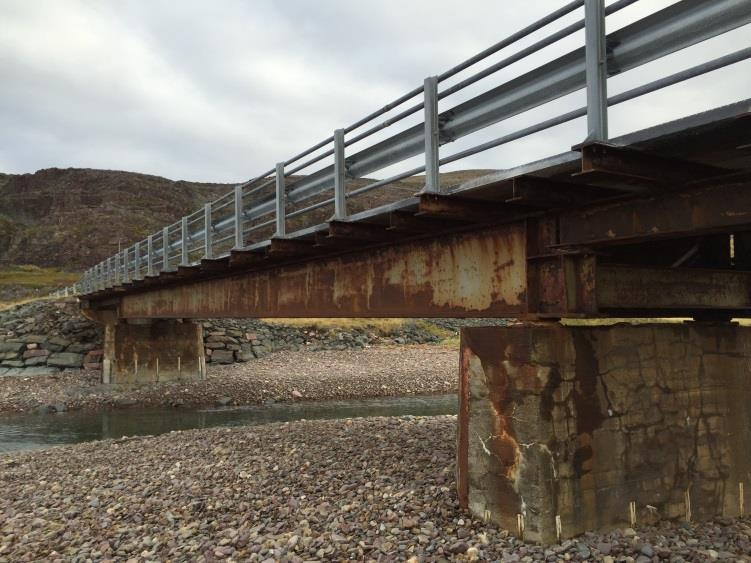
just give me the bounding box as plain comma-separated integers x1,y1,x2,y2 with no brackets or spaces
0,394,457,453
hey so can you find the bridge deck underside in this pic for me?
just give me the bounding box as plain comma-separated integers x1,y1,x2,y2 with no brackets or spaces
83,101,751,320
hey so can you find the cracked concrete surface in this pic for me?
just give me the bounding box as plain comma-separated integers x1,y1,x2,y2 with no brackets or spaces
458,323,751,544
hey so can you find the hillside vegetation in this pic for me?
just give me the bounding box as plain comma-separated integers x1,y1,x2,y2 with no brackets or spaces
0,168,231,271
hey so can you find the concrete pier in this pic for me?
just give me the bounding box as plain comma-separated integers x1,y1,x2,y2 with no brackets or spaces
457,322,751,544
102,320,205,384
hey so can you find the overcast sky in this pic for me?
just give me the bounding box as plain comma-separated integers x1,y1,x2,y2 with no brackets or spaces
1,0,749,183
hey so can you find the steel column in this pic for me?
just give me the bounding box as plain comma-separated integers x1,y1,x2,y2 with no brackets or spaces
180,216,189,266
333,129,347,219
275,162,286,237
134,242,142,280
147,235,154,277
204,203,213,259
122,249,129,283
584,0,608,141
233,185,244,249
423,76,441,194
162,227,170,271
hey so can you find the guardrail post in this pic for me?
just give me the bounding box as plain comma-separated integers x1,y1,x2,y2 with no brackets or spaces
423,76,441,194
204,203,213,259
147,235,155,276
122,249,129,284
134,242,142,280
162,226,171,271
233,185,244,249
275,162,286,237
333,129,347,219
584,0,608,141
180,216,189,266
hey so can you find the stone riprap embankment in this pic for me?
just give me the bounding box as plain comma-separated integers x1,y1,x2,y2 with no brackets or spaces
0,301,102,376
1,416,749,562
0,300,500,377
0,346,458,413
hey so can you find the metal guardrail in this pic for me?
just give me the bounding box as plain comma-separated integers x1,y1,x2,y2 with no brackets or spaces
60,0,751,298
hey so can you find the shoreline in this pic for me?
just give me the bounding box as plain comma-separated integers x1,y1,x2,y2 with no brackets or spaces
0,345,459,414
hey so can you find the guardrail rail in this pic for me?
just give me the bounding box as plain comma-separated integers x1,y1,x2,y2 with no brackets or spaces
56,0,751,298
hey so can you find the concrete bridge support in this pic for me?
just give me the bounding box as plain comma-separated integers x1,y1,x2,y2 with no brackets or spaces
102,320,205,384
457,322,751,544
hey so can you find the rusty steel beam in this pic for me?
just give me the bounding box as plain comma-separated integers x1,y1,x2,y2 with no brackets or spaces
508,176,617,208
269,238,318,256
580,142,730,185
417,194,519,222
596,264,751,314
327,220,398,242
387,211,460,233
114,224,528,319
558,180,751,247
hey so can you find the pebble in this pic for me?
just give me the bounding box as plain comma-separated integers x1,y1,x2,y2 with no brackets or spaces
1,416,750,561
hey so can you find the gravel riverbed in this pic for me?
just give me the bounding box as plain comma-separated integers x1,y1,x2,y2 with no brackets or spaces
1,416,750,562
0,346,458,413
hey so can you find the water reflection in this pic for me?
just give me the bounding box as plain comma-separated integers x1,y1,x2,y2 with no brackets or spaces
0,394,457,453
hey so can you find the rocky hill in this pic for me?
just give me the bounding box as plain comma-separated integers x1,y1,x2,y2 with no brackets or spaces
0,168,232,271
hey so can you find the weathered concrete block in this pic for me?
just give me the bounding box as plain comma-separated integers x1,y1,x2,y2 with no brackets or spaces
47,352,84,368
103,320,205,384
458,323,751,544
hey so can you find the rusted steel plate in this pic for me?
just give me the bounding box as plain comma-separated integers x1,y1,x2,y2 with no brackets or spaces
596,264,751,312
580,142,728,185
116,224,527,318
559,181,751,246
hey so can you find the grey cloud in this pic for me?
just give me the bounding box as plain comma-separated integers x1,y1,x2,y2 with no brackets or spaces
0,0,748,183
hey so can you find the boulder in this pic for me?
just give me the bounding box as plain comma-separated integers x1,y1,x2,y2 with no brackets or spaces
1,360,24,368
66,342,97,354
22,367,61,376
24,355,48,367
47,352,84,368
18,334,46,344
236,346,254,362
0,341,24,354
23,349,49,359
45,337,73,352
209,349,235,364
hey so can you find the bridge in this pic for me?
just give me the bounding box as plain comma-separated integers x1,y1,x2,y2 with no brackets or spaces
64,0,751,544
